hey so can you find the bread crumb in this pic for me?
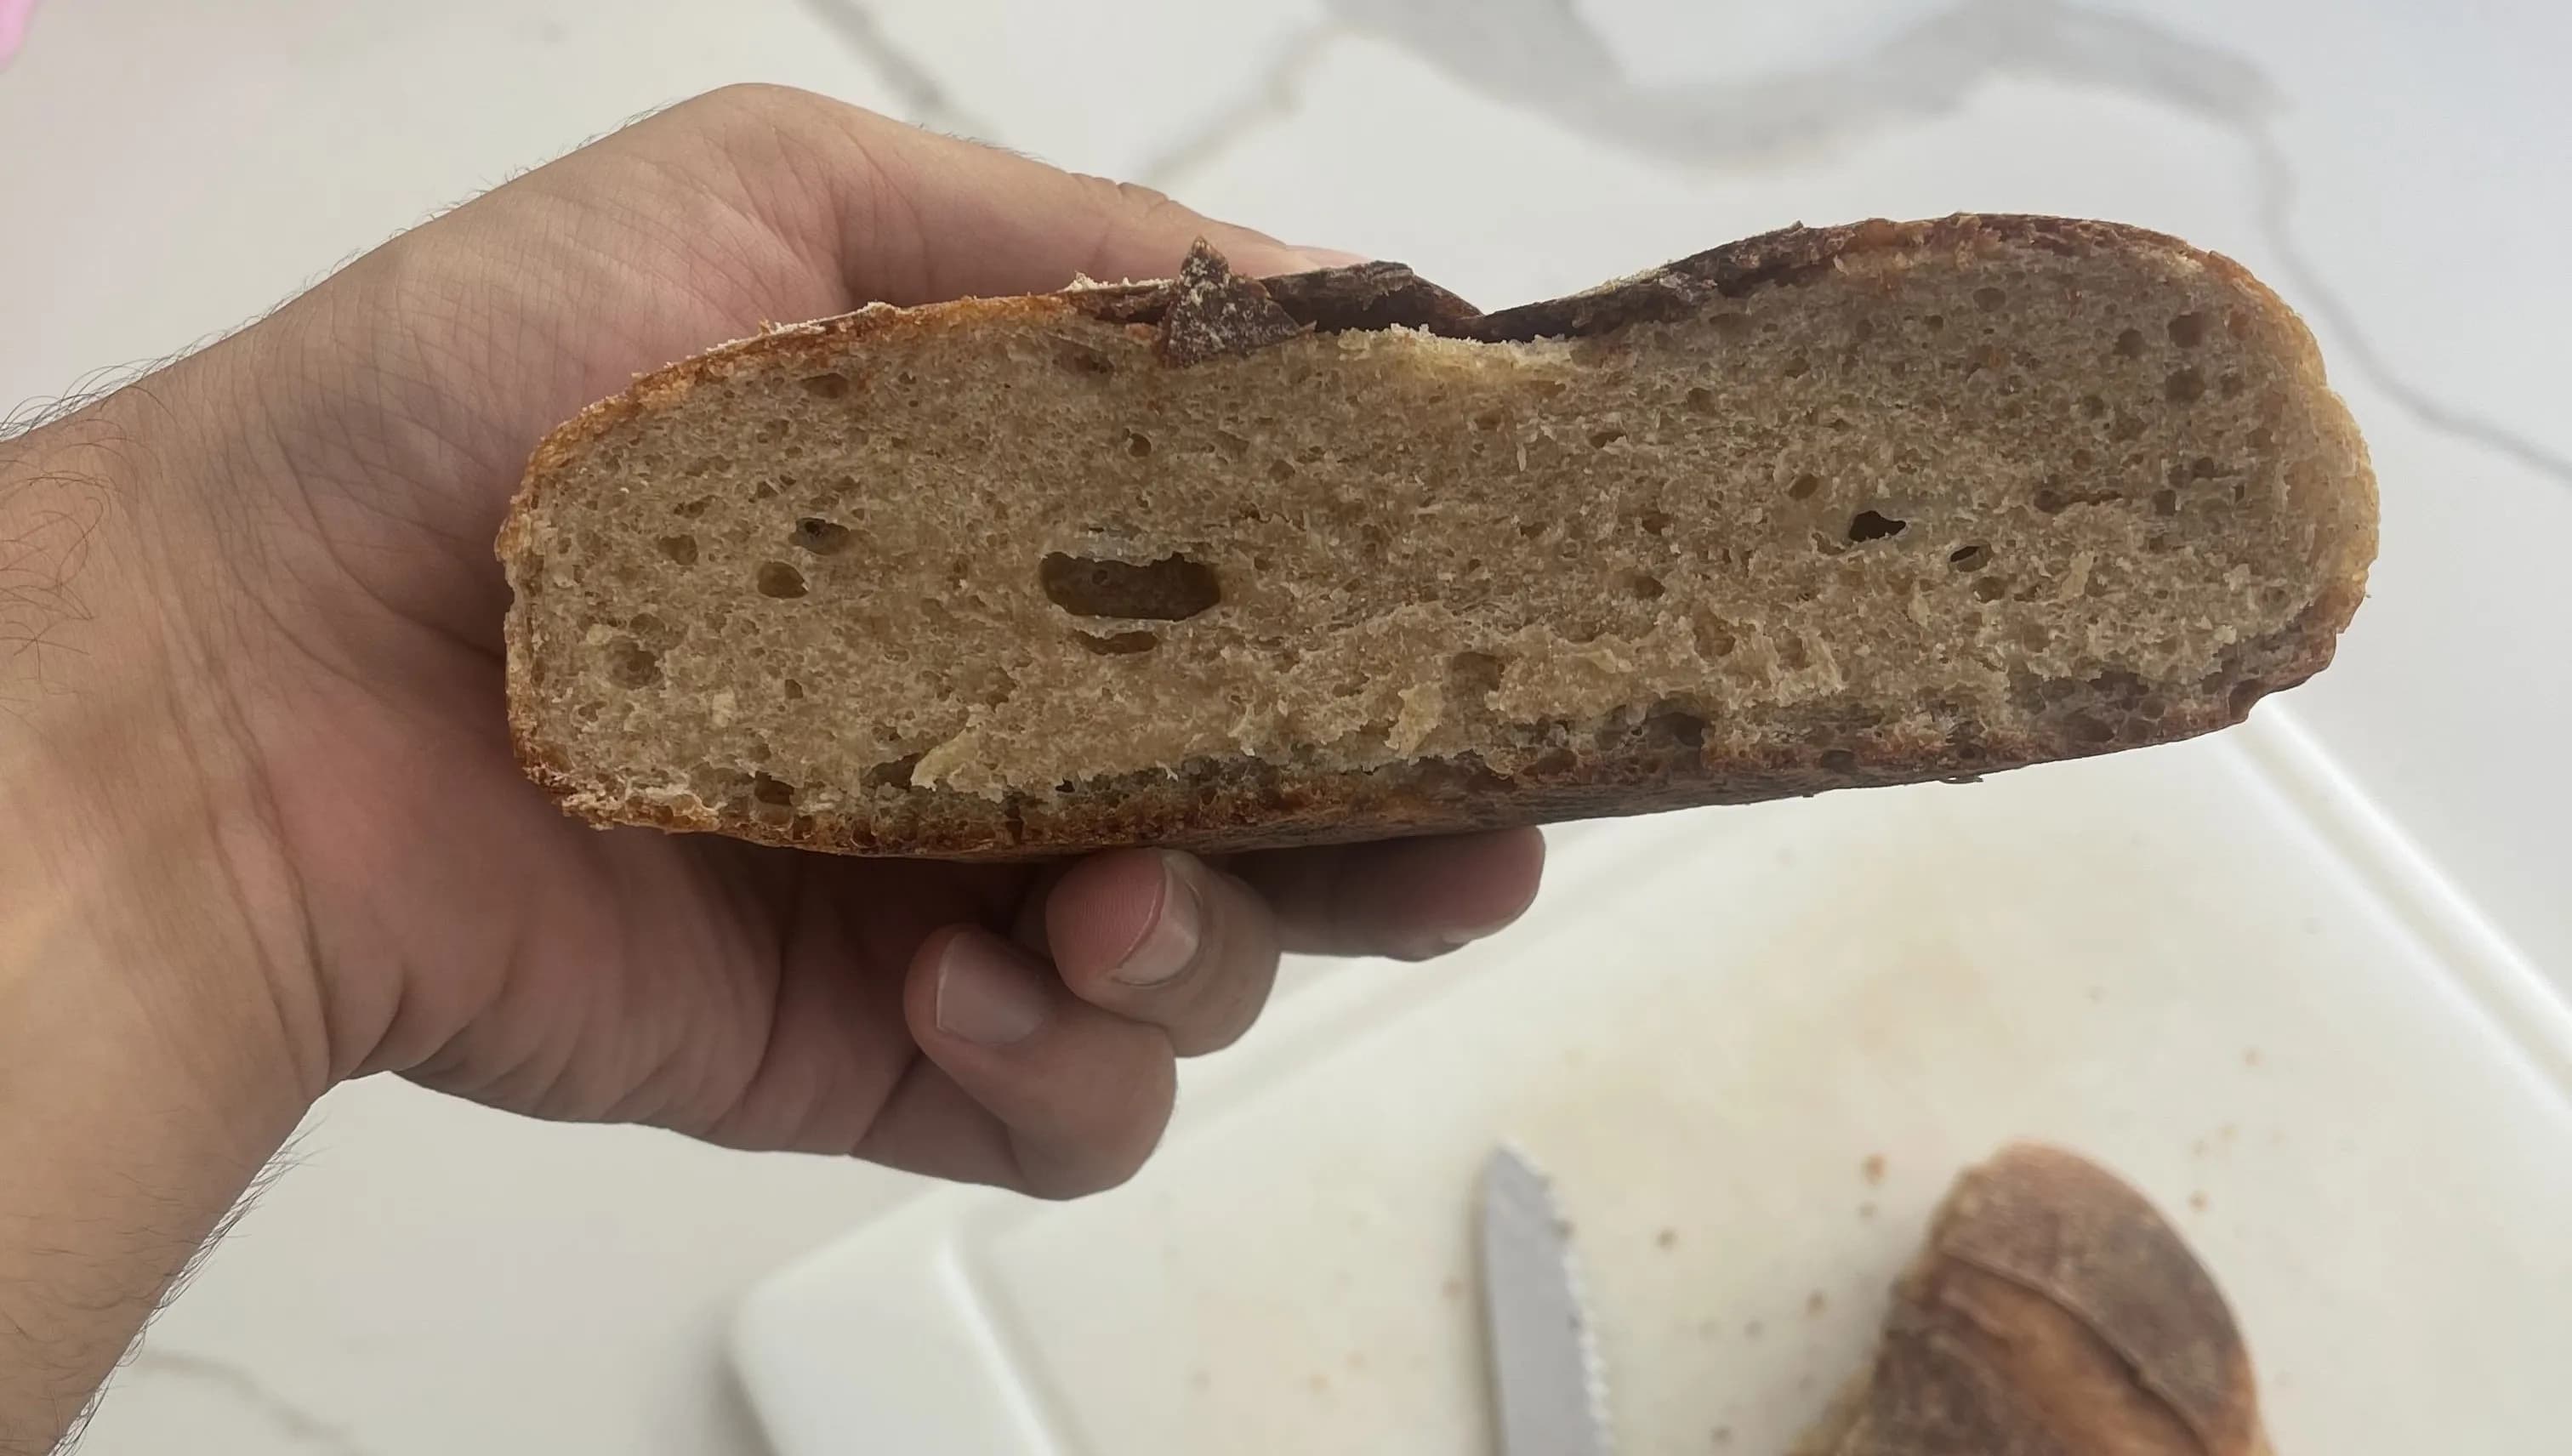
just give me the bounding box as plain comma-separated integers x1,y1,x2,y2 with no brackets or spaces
1807,1290,1828,1317
1861,1153,1886,1185
1189,1368,1212,1392
1858,1200,1878,1220
2189,1191,2210,1213
1712,1426,1733,1447
1656,1227,1679,1250
1745,1319,1765,1339
1441,1277,1464,1301
2243,1046,2262,1067
1307,1372,1330,1396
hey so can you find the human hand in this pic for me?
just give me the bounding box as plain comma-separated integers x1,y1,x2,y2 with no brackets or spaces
7,85,1544,1201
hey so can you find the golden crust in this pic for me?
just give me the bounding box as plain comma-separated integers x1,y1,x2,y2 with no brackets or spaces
1798,1144,2268,1456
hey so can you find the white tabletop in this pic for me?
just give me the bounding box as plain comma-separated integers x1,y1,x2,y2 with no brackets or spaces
5,2,2564,1452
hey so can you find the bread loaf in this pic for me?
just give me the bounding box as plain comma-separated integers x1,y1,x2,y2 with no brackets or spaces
1793,1143,2269,1456
498,214,2375,858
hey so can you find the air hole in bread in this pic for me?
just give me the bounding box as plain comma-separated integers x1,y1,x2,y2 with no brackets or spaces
1589,428,1625,449
1787,473,1824,500
1922,315,1946,333
1448,651,1505,697
2034,483,2120,514
1122,429,1153,458
865,754,925,790
2079,394,2108,420
1820,748,1858,773
672,496,712,519
1637,509,1673,537
782,678,805,701
607,640,661,688
1054,341,1114,375
750,773,795,806
1038,553,1221,621
2114,327,2147,360
800,373,851,399
1684,386,1716,413
1647,703,1707,749
1472,408,1507,431
1783,355,1812,377
1973,577,2010,603
1623,571,1666,600
2154,489,2181,517
2165,367,2206,404
1847,509,1907,543
1212,429,1249,458
1949,543,1990,572
1780,636,1812,670
756,562,809,599
657,534,699,566
2167,312,2208,349
1692,613,1738,659
790,518,852,555
1973,287,2007,311
1080,630,1160,656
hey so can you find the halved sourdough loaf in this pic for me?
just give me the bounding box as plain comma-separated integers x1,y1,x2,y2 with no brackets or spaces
498,215,2375,858
1793,1143,2269,1456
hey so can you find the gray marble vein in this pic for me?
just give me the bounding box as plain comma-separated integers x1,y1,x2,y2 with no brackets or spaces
1164,0,2570,486
105,1349,374,1456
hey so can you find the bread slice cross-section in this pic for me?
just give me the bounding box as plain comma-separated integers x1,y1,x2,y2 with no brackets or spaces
498,215,2375,857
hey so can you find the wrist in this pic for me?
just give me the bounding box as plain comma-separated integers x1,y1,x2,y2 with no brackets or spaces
2,362,333,1115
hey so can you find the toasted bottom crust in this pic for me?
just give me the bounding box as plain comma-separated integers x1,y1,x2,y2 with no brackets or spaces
515,598,2342,859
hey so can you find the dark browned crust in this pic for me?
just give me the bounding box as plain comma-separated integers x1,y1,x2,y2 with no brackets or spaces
1801,1144,2267,1456
1064,255,1481,335
1456,215,2212,343
499,213,2374,861
1152,238,1308,366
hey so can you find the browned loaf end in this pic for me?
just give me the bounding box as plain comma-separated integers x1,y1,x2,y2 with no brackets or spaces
1794,1143,2270,1456
498,214,2376,857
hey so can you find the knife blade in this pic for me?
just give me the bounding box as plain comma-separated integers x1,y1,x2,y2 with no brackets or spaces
1478,1144,1613,1456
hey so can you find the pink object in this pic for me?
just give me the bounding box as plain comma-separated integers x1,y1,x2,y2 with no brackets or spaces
0,0,36,66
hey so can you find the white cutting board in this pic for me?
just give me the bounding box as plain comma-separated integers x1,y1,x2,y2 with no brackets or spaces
732,711,2572,1456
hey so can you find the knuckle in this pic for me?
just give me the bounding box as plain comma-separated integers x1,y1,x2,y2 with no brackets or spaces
688,81,822,122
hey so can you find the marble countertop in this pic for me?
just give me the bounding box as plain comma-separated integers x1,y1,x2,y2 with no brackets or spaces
5,1,2564,1451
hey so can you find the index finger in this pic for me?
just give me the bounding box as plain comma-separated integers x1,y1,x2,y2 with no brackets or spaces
603,83,1328,308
